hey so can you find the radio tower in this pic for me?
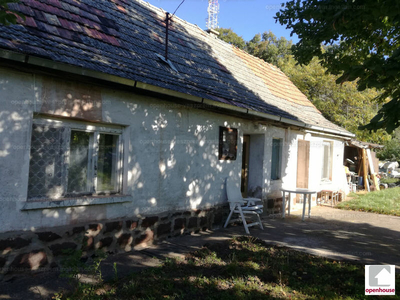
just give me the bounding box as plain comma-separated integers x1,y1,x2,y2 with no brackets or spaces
206,0,219,30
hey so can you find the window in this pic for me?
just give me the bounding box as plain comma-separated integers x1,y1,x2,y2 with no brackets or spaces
321,141,333,181
218,126,238,160
271,138,282,180
28,117,123,200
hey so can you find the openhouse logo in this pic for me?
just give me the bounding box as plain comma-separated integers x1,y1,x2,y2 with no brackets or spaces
365,265,396,295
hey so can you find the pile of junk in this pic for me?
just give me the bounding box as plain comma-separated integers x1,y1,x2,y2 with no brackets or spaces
343,140,387,192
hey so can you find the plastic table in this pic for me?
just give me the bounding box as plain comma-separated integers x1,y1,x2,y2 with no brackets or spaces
281,188,317,221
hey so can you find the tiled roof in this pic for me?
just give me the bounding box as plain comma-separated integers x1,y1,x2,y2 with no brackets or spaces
0,0,351,135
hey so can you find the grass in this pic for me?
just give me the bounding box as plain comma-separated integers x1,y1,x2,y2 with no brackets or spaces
54,236,400,300
337,187,400,216
380,177,400,185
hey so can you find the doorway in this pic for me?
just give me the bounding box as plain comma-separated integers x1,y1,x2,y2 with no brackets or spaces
296,139,310,203
241,134,265,198
241,135,250,197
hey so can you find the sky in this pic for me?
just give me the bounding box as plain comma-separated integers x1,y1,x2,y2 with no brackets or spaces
145,0,299,43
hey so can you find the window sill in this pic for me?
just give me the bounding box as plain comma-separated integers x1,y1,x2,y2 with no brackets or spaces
320,180,333,184
21,195,132,211
271,179,282,183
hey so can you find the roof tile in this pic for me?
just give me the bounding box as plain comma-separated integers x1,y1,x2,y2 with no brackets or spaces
47,0,62,7
36,20,59,36
43,12,61,26
14,3,35,16
23,16,37,27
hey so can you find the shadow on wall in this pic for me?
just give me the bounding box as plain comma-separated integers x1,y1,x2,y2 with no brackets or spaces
0,0,304,230
110,100,241,213
0,80,299,230
0,71,36,224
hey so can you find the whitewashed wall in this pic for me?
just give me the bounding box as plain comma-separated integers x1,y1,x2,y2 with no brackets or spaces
0,66,347,233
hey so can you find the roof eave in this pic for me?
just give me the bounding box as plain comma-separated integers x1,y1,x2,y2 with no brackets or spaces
0,49,355,139
304,124,355,139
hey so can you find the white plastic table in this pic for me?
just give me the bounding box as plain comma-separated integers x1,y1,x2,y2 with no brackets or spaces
281,188,317,221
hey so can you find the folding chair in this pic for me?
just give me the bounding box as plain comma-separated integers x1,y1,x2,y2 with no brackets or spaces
223,177,264,234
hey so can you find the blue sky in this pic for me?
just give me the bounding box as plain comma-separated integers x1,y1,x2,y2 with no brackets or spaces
146,0,298,43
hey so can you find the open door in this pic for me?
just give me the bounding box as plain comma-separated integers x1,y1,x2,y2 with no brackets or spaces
296,140,310,202
241,135,250,197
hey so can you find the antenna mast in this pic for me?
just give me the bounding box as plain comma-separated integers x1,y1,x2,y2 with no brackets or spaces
206,0,219,30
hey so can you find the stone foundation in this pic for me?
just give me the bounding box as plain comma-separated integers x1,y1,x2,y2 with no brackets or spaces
264,198,283,215
0,205,229,280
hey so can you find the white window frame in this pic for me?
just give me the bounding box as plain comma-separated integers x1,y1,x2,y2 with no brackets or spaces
28,116,124,200
321,140,333,182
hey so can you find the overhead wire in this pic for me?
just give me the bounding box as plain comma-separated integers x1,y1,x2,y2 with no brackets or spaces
171,0,186,18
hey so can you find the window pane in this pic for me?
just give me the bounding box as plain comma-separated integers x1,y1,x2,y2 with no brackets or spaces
322,142,332,180
219,127,238,160
28,124,66,200
271,138,282,180
97,134,119,192
68,131,91,194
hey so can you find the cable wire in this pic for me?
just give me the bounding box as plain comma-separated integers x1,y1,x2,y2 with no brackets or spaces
171,0,186,18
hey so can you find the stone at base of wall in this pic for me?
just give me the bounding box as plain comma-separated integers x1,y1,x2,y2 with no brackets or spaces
0,204,229,281
263,198,283,215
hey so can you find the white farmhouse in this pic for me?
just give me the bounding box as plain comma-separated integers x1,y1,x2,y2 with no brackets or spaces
0,0,353,277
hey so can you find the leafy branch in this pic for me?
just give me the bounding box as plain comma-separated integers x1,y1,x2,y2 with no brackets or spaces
0,0,24,25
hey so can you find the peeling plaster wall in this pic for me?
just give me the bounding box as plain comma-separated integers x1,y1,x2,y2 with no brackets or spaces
39,77,102,121
0,66,347,233
0,68,35,231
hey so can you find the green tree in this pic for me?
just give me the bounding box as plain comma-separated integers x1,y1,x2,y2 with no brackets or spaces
377,129,400,161
215,28,246,50
281,55,390,144
246,31,293,66
276,0,400,133
0,0,24,25
217,28,390,144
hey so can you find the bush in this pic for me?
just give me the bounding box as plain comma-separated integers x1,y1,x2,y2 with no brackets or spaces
377,130,400,162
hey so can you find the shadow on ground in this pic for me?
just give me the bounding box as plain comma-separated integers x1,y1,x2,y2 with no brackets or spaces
0,207,399,299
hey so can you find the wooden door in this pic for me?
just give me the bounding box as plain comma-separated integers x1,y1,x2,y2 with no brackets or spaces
296,140,310,189
241,135,250,197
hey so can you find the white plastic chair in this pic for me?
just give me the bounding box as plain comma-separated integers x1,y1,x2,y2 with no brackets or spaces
223,177,264,234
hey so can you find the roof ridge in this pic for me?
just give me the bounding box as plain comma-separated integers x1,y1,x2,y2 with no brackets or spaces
135,0,206,34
